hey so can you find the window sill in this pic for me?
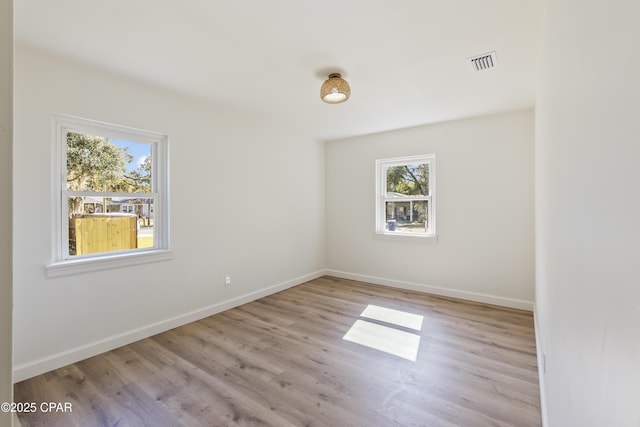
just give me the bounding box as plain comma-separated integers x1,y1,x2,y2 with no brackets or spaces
373,232,438,243
46,249,174,278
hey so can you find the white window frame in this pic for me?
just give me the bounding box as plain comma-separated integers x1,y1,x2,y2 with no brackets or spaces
47,115,172,277
375,154,436,239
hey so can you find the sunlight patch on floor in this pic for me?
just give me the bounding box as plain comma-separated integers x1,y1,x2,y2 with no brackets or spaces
360,304,423,331
343,304,424,361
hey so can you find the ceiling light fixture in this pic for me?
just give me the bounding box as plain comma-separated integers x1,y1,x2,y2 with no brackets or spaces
320,73,351,104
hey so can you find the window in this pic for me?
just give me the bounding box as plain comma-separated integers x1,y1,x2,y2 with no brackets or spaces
375,154,436,237
48,115,170,275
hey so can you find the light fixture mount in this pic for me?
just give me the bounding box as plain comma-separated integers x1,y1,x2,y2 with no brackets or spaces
320,73,351,104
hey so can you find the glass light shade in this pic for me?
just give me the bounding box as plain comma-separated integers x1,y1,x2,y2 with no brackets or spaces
320,73,351,104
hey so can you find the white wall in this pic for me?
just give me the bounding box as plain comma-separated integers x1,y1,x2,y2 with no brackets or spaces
536,0,640,425
13,44,325,380
0,0,12,425
325,109,534,309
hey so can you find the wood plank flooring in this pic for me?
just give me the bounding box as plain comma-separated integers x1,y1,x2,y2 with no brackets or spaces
14,276,541,426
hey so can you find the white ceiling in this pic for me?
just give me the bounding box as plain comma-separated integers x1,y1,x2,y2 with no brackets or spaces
14,0,544,141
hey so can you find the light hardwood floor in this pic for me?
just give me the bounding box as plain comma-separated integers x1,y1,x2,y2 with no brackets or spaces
14,276,541,426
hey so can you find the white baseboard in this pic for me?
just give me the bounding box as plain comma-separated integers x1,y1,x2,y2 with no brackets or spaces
13,270,325,382
533,303,549,427
325,269,534,311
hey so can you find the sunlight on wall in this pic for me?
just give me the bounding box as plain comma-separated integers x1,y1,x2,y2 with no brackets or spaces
343,305,424,361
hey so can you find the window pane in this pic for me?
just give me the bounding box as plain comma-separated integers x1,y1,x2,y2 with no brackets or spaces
67,196,154,256
66,132,152,192
385,200,429,233
385,163,429,196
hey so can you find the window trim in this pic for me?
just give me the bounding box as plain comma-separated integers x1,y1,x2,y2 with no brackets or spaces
47,114,171,277
375,154,436,238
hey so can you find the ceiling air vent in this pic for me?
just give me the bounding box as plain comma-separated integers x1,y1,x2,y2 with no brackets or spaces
468,51,497,72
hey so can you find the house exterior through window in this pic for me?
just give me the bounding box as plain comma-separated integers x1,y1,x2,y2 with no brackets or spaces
375,154,436,237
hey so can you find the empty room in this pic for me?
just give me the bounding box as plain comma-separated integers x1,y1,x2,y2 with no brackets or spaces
1,0,639,426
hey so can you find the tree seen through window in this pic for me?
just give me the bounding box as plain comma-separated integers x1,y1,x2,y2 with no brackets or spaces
65,132,154,255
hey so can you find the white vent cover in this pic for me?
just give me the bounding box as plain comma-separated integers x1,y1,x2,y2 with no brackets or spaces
468,51,497,71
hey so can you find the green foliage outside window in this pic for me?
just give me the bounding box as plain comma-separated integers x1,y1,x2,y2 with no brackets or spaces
386,164,429,196
66,132,152,216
